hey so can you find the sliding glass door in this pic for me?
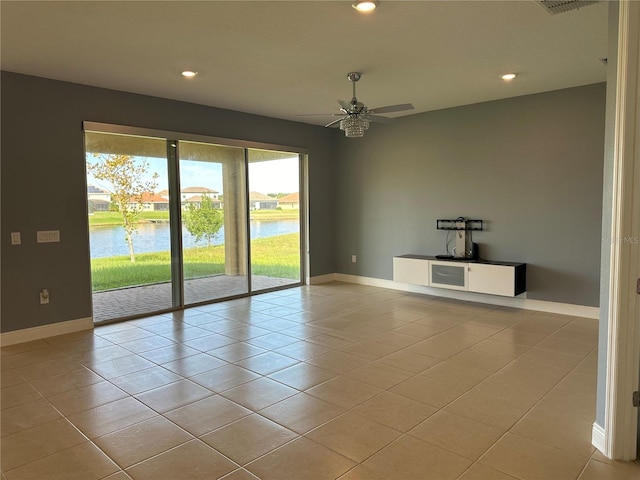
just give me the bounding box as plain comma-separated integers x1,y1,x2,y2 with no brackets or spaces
248,149,301,292
85,131,174,322
85,124,305,323
179,141,248,304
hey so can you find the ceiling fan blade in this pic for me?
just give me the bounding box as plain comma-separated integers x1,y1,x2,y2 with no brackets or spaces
295,113,343,117
325,117,344,128
338,99,352,110
368,115,393,124
369,103,415,114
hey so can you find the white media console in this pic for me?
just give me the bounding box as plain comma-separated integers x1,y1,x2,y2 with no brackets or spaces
393,254,526,297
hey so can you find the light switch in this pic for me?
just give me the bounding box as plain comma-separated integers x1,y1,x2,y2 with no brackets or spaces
37,230,60,243
11,232,21,245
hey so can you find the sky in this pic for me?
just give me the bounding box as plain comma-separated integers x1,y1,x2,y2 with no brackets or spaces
87,156,300,195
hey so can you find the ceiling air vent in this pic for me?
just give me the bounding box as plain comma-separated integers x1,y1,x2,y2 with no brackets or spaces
536,0,600,15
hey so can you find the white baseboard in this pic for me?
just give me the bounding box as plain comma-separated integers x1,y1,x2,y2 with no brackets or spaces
0,317,94,347
309,273,337,285
592,422,607,457
331,273,600,319
2,274,597,347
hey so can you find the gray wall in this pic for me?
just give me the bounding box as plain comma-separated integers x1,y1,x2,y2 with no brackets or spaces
1,71,336,333
334,83,606,307
0,71,608,337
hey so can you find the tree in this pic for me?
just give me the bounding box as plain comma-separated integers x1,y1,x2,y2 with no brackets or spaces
87,154,159,263
184,194,224,246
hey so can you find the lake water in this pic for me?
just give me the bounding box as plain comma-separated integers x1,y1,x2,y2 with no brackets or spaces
89,219,299,258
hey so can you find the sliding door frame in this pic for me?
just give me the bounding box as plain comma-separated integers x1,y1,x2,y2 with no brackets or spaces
167,139,184,308
244,148,253,295
84,121,309,315
84,122,309,158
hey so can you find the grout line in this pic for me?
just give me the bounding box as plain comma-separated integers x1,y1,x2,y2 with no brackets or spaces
454,344,599,480
1,285,604,480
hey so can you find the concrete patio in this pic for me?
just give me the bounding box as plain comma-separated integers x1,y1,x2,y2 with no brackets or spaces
92,275,299,323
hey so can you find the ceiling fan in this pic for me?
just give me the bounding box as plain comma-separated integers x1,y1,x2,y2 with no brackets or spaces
299,72,414,138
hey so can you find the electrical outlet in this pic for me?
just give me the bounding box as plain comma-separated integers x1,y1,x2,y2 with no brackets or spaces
351,255,357,263
11,232,21,245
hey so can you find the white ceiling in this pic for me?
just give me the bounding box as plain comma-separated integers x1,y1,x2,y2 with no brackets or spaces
0,1,609,126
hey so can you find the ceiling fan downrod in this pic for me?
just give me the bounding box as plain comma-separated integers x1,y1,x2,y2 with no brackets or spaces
347,72,361,106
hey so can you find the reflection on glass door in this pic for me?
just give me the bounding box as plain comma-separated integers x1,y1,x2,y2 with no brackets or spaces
85,131,173,322
179,142,248,304
248,149,302,292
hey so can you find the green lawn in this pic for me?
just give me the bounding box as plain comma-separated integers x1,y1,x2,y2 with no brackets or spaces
91,233,300,291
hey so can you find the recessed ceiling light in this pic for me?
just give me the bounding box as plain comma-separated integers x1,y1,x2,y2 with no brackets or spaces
181,70,198,78
501,73,517,81
352,1,379,13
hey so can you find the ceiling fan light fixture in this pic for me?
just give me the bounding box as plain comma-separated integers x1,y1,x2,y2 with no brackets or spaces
352,1,379,13
340,116,370,138
297,71,412,138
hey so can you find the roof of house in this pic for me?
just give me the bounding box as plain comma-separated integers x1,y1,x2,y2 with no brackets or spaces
182,186,218,194
184,195,221,203
87,185,109,194
249,191,277,201
138,193,169,203
278,192,299,203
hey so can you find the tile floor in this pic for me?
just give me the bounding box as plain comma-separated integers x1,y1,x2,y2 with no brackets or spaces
2,282,639,480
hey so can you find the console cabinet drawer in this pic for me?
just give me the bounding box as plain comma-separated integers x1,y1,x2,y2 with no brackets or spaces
393,257,429,286
429,261,468,291
468,263,517,296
